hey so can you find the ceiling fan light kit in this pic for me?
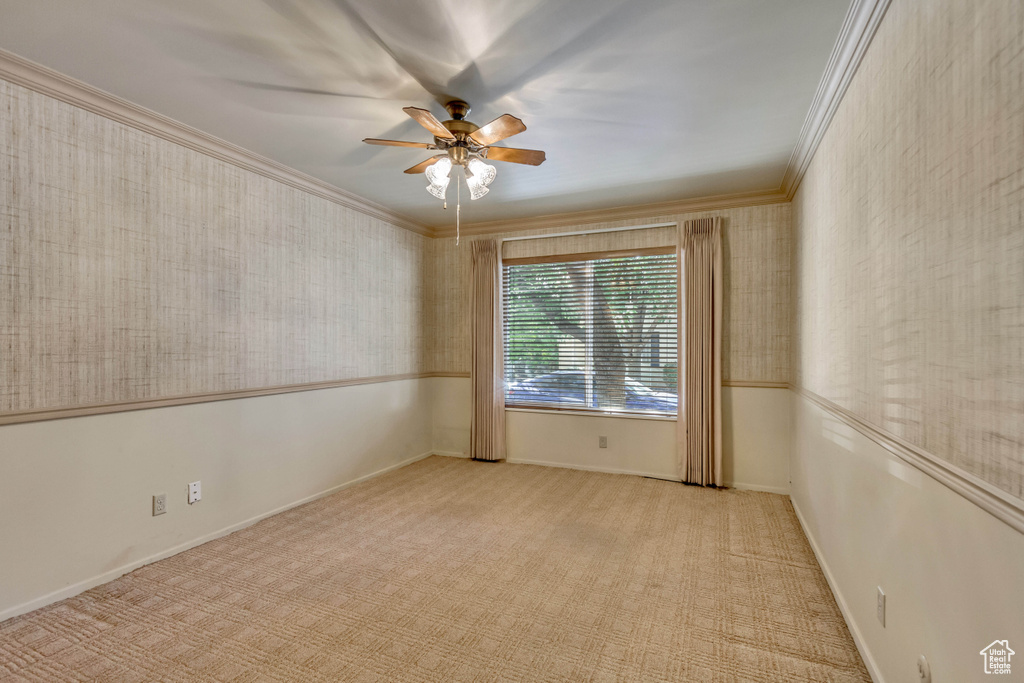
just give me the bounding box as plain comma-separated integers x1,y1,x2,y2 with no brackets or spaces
464,169,490,201
363,99,546,238
467,157,496,186
425,156,452,199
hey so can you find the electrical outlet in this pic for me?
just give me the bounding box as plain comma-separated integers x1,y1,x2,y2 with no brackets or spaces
152,493,167,516
876,586,886,627
188,481,202,505
917,655,931,683
599,436,608,448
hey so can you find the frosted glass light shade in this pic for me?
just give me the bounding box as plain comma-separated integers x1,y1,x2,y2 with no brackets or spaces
465,170,489,200
426,177,449,199
466,157,496,187
425,157,452,199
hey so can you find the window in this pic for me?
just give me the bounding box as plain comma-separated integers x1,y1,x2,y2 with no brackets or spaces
503,249,679,415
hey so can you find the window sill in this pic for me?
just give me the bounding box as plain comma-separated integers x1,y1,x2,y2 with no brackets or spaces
505,406,677,422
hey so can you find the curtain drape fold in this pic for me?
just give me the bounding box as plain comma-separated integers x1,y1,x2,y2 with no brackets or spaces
470,239,506,461
678,217,723,486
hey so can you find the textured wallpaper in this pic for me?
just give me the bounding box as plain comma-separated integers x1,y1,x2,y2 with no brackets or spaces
0,78,428,414
793,0,1024,500
429,203,792,384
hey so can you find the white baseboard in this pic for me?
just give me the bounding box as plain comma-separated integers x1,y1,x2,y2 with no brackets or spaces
0,450,434,623
728,481,791,495
791,498,884,683
433,450,469,458
506,457,682,482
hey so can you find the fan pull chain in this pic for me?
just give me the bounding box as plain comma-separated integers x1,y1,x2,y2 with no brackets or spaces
456,176,461,245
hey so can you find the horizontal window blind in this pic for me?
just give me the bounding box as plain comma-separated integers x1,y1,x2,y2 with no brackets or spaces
503,251,679,414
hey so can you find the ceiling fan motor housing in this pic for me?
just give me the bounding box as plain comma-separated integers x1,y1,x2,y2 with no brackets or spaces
444,99,471,120
436,112,483,164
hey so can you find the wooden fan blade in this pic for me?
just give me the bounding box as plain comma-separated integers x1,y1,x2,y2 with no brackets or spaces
403,107,456,140
469,114,526,146
485,146,546,166
404,157,441,174
363,138,433,148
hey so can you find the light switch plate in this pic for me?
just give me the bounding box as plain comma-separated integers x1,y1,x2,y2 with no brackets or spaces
188,481,201,505
876,586,885,627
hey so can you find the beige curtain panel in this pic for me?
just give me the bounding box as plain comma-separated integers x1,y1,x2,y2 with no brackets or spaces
678,217,723,486
470,239,506,462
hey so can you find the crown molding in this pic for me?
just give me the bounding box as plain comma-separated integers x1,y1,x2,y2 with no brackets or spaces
780,0,893,199
431,189,789,238
1,0,891,241
0,48,431,237
437,0,893,239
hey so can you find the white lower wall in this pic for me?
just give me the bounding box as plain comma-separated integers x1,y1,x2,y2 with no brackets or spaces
721,387,791,493
507,409,679,479
431,376,473,457
430,378,791,492
0,379,433,620
791,390,1024,683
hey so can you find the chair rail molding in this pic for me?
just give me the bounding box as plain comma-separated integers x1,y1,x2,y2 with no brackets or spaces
723,381,789,389
0,373,468,427
0,48,430,237
780,0,894,198
792,385,1024,535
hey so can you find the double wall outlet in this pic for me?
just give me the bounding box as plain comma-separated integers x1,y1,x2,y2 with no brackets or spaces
153,482,202,514
598,436,608,448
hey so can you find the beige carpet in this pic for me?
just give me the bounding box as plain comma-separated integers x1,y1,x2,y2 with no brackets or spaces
0,456,869,682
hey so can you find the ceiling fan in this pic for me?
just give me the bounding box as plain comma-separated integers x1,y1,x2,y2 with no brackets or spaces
363,99,546,202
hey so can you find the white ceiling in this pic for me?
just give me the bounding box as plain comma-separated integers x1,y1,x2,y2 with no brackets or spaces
0,0,850,226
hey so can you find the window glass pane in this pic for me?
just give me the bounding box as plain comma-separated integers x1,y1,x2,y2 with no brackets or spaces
503,252,678,414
